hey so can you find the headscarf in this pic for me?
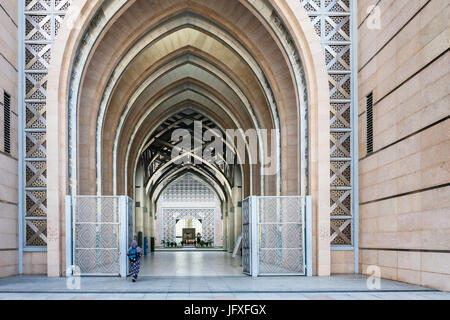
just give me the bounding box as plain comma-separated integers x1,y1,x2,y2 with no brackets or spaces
129,240,142,254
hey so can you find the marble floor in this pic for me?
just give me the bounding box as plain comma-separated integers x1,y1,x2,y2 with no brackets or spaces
140,251,242,276
0,252,448,300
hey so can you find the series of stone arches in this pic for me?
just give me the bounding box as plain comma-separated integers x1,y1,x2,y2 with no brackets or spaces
45,0,331,277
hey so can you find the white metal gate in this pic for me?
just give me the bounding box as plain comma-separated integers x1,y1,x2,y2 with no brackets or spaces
65,196,134,277
242,198,251,274
242,196,311,277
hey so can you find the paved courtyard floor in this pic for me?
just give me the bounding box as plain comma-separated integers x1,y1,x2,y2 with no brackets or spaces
139,251,243,276
0,275,448,300
0,252,448,300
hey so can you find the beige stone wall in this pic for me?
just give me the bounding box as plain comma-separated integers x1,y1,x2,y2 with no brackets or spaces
23,252,47,275
331,251,355,274
0,0,19,278
358,0,450,291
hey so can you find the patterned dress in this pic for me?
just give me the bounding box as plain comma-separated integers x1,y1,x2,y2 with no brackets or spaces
128,240,142,280
130,255,141,279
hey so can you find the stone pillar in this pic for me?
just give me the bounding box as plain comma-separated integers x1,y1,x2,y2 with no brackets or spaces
149,201,155,238
153,202,162,246
135,206,144,238
222,201,227,251
134,165,145,238
233,186,242,255
227,199,234,253
142,193,150,246
215,201,223,247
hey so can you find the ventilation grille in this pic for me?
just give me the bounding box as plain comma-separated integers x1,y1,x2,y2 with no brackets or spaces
366,92,374,154
3,92,11,154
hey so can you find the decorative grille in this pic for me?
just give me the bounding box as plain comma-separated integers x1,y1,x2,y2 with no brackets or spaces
162,208,216,245
162,174,215,203
242,198,250,274
72,196,120,276
258,197,305,275
22,0,73,248
300,0,354,246
242,196,306,276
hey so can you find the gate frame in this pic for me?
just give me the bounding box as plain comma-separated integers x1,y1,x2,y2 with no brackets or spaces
65,195,133,277
243,195,312,278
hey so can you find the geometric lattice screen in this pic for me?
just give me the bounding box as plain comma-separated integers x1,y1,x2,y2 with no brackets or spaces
242,198,250,274
258,197,305,275
162,174,216,203
242,196,306,276
300,0,354,246
73,197,120,275
23,0,72,247
162,208,216,245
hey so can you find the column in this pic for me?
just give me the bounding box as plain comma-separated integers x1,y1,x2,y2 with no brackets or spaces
222,201,227,251
227,199,234,253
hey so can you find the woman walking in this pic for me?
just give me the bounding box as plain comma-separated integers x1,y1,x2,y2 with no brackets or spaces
127,240,142,282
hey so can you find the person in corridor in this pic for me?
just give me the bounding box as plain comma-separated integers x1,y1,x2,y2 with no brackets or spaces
128,240,142,282
196,233,202,247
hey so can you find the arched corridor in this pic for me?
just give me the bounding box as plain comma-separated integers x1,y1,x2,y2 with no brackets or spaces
43,0,332,278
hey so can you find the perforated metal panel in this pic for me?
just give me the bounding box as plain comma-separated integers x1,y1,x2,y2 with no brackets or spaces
72,196,120,276
243,196,306,276
258,197,305,275
242,198,250,274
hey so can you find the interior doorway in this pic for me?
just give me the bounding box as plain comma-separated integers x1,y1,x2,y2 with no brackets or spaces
137,173,243,276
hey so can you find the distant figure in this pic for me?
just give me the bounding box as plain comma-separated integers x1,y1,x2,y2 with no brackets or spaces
127,240,142,282
196,232,202,246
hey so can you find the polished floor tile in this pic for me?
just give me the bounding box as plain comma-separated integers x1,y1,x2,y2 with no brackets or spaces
0,251,448,300
140,251,242,276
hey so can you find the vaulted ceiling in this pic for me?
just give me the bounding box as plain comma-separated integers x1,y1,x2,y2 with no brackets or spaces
75,0,301,200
